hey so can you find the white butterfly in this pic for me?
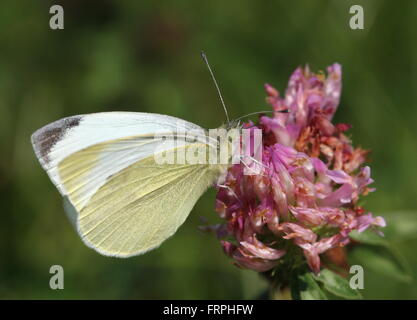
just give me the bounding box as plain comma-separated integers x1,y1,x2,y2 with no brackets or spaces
32,111,234,257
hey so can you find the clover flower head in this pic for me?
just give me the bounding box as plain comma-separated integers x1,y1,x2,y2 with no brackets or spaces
213,64,385,274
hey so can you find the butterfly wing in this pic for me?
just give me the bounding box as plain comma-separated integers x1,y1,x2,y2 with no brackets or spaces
71,151,221,257
31,112,203,201
31,112,224,257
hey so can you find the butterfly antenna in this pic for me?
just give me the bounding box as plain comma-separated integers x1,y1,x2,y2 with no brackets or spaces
233,109,289,123
201,51,230,124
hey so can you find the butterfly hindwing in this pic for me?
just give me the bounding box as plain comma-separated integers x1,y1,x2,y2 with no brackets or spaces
72,150,221,257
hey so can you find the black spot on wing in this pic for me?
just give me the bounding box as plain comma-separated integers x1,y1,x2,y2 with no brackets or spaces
31,116,81,165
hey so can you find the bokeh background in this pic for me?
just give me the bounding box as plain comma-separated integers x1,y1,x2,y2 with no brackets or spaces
1,0,417,299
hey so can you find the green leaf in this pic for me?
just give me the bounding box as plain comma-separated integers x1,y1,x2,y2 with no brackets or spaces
349,244,412,283
290,271,328,300
313,269,362,299
349,224,413,283
382,211,417,240
349,229,388,246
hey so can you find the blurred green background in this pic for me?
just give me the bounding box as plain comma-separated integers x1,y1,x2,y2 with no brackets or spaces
1,0,417,299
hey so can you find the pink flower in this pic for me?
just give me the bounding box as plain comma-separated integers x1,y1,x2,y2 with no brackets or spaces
221,239,285,272
298,234,344,274
210,64,385,274
279,222,317,243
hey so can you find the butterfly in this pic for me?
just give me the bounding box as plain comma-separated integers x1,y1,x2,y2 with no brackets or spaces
32,110,238,257
31,52,287,258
